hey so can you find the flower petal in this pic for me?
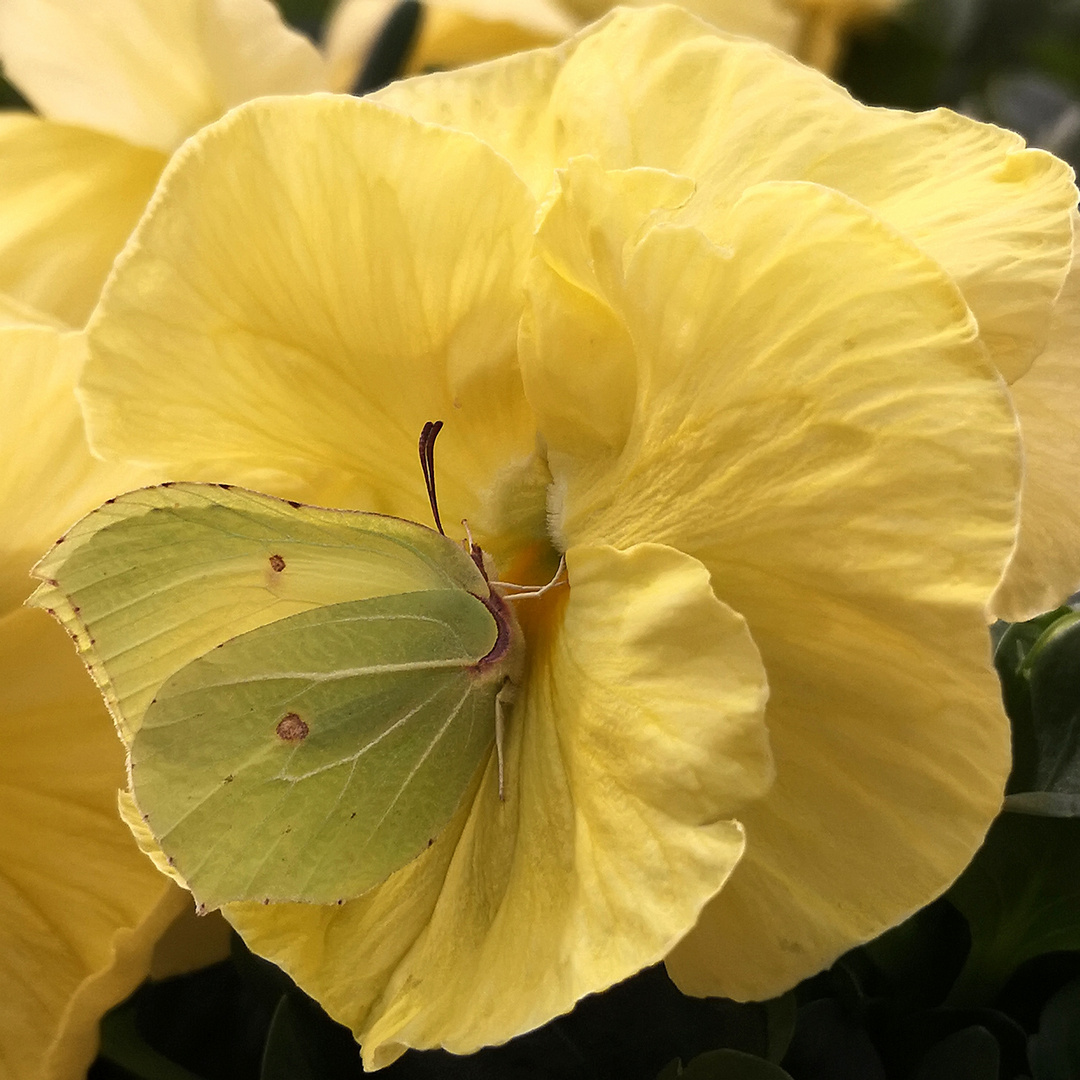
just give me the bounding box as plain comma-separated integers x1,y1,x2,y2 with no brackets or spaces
535,181,1019,995
664,576,1010,999
0,290,66,329
82,95,537,540
991,223,1080,620
226,541,771,1065
378,5,1076,383
521,157,693,457
0,325,157,618
0,0,327,153
0,114,164,327
0,605,185,1080
799,111,1077,383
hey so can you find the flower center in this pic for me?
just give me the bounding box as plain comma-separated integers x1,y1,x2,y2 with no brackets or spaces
472,446,562,588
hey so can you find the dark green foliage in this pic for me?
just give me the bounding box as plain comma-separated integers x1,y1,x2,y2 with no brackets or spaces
352,1,424,93
1028,976,1080,1080
841,0,1080,166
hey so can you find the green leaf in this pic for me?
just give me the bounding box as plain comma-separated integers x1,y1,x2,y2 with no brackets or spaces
678,1048,793,1080
1003,791,1080,818
993,607,1073,797
1029,976,1080,1080
910,1026,1000,1080
261,997,317,1080
32,483,522,910
764,993,797,1064
947,814,1080,1005
1009,611,1080,807
98,1001,206,1080
862,898,970,1008
353,0,423,94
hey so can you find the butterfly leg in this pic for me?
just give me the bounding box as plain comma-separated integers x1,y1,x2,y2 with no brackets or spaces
494,678,517,802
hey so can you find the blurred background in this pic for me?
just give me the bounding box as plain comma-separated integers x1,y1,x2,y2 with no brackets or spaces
276,0,1080,169
5,0,1080,167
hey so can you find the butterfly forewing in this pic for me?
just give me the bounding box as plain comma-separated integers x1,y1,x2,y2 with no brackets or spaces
29,484,518,911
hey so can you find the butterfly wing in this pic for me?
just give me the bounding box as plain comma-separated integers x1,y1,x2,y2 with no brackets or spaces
30,483,515,908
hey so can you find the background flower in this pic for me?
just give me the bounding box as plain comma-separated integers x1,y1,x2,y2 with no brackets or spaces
323,0,848,93
0,0,327,326
0,316,188,1080
0,9,329,1063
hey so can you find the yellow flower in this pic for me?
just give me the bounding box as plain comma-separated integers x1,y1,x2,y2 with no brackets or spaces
324,0,908,88
371,3,1080,624
67,5,1074,1069
0,0,327,327
325,0,802,90
0,6,325,1068
0,309,189,1080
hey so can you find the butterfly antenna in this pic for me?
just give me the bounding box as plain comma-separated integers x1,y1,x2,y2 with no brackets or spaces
419,420,446,535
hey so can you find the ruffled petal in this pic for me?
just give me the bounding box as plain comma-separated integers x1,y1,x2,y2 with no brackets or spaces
0,0,327,153
0,114,164,328
532,180,1019,995
992,222,1080,620
0,325,157,618
226,542,771,1066
0,606,185,1080
82,95,537,543
521,157,693,457
800,111,1076,383
377,6,1076,383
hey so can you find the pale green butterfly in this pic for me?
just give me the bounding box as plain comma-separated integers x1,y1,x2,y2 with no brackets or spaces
30,422,552,912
